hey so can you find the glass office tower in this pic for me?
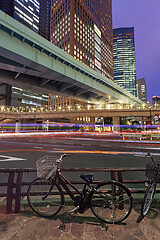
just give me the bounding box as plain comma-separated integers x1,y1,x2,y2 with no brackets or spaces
14,0,40,33
50,0,114,81
0,0,14,16
136,78,146,102
39,0,51,40
0,0,51,39
113,27,136,96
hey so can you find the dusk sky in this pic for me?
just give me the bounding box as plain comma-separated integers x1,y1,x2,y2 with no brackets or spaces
112,0,160,101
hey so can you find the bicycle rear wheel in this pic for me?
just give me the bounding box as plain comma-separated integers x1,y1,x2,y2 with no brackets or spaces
27,178,64,218
141,181,156,217
91,181,132,224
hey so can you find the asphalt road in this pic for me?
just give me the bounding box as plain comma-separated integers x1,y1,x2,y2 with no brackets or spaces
0,132,160,185
0,132,160,180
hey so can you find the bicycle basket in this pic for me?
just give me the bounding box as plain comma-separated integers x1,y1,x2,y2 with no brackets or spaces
36,156,58,179
146,161,160,182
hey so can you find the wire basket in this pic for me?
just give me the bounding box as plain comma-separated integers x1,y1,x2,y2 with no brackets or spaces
36,156,58,179
146,161,160,182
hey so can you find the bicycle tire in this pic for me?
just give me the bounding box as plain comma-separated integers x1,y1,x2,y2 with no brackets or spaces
141,181,156,217
27,178,64,218
90,180,132,224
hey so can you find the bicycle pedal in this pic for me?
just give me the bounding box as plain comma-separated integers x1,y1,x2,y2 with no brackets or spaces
66,213,71,221
59,223,65,230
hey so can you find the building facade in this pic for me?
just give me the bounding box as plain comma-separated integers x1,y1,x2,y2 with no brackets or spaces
50,0,114,80
48,94,90,110
0,0,51,40
136,78,146,102
48,94,95,123
0,0,14,16
152,96,160,106
11,87,48,108
113,27,136,96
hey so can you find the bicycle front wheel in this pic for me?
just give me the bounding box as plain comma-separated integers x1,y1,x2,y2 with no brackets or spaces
141,181,156,217
27,178,64,218
91,181,132,224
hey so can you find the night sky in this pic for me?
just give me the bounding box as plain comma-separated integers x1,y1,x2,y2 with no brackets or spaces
112,0,160,101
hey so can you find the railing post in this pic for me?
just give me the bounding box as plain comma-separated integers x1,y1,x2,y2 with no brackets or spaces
110,170,116,180
6,172,15,214
15,171,23,213
117,171,123,183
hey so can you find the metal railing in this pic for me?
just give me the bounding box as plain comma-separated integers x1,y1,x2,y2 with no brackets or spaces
0,105,160,113
0,167,159,214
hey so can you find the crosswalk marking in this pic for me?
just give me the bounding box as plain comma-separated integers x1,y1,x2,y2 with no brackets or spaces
0,154,26,162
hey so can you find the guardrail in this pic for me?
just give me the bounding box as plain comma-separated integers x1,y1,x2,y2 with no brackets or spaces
0,168,159,214
122,133,160,141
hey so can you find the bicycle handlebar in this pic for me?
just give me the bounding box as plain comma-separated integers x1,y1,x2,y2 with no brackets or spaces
147,152,160,166
56,153,70,169
58,153,69,161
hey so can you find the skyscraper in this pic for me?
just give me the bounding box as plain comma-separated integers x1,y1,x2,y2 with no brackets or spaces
113,27,136,96
0,0,14,16
50,0,114,80
0,0,51,40
136,78,146,102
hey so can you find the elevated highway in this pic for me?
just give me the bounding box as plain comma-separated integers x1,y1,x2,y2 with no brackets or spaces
0,11,142,106
0,108,159,120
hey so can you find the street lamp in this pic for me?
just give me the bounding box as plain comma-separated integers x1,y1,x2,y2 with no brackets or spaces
149,106,152,125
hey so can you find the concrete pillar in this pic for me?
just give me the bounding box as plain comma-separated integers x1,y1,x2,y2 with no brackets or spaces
113,116,120,132
141,117,145,129
15,120,20,133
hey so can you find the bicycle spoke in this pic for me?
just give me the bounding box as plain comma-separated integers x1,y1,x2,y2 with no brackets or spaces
91,181,132,224
141,182,156,217
27,178,64,218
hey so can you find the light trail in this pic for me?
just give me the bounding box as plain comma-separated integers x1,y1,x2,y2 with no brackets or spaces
0,149,160,156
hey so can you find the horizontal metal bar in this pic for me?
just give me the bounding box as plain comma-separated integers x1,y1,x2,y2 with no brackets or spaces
0,168,146,173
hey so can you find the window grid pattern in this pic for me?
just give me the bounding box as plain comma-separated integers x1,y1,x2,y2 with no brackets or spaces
51,0,71,53
50,0,113,79
48,94,88,110
113,27,136,96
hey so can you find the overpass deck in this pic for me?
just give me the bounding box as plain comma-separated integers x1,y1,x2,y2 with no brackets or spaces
0,107,160,120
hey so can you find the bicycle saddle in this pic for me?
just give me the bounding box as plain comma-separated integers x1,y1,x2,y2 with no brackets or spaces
80,174,94,183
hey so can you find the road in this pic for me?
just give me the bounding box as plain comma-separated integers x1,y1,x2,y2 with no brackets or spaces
0,132,160,184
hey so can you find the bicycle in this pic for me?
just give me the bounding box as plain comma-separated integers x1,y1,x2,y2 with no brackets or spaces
27,154,133,225
137,153,160,222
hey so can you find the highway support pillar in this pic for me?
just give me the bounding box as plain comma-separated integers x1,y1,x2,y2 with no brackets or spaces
15,120,21,133
141,117,145,130
113,116,120,132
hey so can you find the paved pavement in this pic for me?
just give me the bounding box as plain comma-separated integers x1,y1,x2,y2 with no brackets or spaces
0,204,160,240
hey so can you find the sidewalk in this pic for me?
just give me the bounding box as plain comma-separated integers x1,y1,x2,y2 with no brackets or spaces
0,204,160,240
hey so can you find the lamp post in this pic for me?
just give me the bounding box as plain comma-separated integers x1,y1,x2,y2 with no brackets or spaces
149,107,152,125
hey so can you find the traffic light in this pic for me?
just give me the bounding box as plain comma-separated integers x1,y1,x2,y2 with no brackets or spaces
155,113,159,124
